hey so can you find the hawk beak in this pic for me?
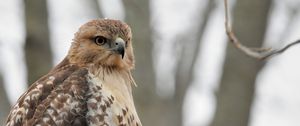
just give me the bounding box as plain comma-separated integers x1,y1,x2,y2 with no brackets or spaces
113,38,125,59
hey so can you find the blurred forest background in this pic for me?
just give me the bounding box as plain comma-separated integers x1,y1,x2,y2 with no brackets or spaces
1,0,300,126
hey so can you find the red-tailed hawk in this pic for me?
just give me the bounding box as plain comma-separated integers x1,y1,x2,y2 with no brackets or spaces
6,19,142,126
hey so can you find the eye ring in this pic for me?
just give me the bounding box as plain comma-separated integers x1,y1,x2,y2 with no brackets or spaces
94,36,107,46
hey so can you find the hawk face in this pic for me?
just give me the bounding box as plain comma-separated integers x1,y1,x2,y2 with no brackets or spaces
68,19,135,70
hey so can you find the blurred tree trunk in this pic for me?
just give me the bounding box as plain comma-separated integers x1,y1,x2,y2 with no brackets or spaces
124,0,215,126
123,0,158,125
210,0,272,126
173,0,215,125
24,0,52,85
0,75,10,123
87,0,103,18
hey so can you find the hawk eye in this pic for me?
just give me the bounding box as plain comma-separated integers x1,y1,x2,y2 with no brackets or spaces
94,36,107,46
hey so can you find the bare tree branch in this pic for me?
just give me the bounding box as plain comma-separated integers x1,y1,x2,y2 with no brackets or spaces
224,0,300,60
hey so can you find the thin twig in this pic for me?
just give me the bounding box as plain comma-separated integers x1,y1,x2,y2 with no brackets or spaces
224,0,300,60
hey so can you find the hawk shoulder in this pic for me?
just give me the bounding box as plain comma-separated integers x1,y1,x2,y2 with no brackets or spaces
6,59,90,126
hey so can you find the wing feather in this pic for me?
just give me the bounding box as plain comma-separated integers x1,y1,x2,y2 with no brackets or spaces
6,61,89,126
29,68,89,125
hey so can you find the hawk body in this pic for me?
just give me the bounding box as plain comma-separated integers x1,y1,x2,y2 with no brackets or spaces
6,19,141,126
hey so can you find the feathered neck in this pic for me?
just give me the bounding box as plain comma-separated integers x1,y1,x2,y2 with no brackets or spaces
88,64,136,88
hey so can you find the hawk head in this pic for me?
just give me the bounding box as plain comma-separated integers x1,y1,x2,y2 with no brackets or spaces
68,19,135,70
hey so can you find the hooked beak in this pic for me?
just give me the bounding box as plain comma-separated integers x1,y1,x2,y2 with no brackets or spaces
112,37,125,59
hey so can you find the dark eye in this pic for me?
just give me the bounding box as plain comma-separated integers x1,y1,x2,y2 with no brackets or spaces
94,36,107,46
